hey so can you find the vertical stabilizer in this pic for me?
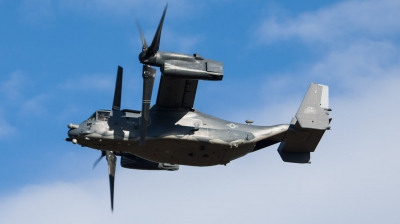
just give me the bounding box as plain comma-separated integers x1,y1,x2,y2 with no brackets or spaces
277,84,332,164
295,84,331,130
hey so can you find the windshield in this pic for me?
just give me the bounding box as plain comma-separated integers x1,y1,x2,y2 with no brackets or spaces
87,111,111,121
97,111,110,121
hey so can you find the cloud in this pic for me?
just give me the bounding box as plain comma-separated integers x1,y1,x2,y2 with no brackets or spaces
1,72,51,116
252,41,399,124
160,29,203,54
261,40,400,99
0,180,107,223
258,0,400,45
248,0,400,222
2,33,400,221
1,72,400,222
20,94,50,115
255,0,400,99
308,41,400,81
2,1,400,223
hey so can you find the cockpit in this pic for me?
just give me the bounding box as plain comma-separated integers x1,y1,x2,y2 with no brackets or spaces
88,110,111,121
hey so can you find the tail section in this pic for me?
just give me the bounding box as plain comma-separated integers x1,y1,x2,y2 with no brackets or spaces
296,84,330,130
278,84,332,163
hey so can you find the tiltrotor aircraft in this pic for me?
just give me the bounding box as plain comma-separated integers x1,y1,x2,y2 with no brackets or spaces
66,6,332,211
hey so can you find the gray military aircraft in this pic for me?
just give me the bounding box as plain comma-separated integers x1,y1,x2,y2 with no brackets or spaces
66,6,332,211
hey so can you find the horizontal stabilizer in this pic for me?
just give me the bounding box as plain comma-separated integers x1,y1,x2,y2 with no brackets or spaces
278,143,310,163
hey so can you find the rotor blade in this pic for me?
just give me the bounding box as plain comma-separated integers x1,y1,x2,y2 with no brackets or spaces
140,65,156,146
106,151,116,211
92,151,106,170
112,66,123,111
136,21,148,50
147,4,168,56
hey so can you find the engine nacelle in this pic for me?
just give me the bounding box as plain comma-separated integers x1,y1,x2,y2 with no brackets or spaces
120,154,179,171
161,60,223,81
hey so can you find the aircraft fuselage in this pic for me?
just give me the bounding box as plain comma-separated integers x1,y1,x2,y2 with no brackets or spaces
68,106,288,166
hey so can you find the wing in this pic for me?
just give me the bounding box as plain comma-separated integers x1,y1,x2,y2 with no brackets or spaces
156,75,199,108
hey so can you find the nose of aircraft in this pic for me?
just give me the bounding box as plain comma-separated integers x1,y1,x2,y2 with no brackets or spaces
68,128,80,138
67,123,80,144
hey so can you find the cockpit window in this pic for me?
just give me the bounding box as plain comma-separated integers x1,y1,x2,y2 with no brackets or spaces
88,113,96,121
97,111,110,121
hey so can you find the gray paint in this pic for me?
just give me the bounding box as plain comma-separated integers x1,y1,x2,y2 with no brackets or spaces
67,83,330,167
276,84,331,163
65,5,332,210
296,84,330,130
68,107,291,166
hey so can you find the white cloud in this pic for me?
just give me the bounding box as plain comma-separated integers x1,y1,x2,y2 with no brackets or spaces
2,1,400,223
256,0,400,99
260,40,400,101
258,0,400,44
20,94,49,115
161,29,203,54
308,40,400,82
1,73,400,222
1,49,400,222
0,180,107,223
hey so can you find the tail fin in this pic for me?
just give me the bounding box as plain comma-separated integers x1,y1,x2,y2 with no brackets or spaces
278,84,331,164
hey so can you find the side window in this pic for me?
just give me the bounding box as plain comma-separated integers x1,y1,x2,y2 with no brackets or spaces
88,113,96,121
97,111,110,121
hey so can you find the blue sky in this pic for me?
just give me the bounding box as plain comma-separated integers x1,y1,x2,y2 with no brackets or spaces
1,0,400,223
